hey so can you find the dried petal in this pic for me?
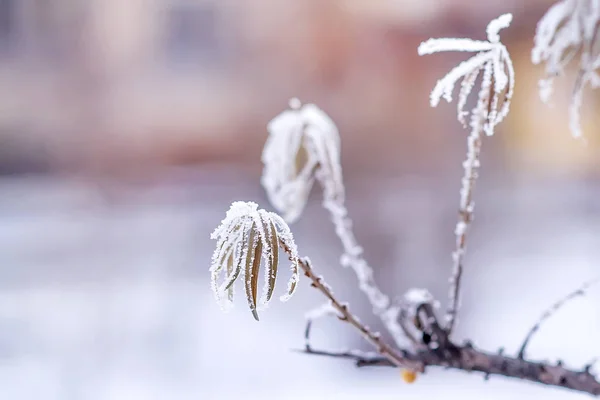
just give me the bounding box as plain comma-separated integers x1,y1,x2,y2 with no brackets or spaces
244,224,262,321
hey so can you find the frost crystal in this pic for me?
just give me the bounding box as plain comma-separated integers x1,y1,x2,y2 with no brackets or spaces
261,100,344,223
418,13,515,136
532,0,600,138
210,201,300,320
404,288,434,306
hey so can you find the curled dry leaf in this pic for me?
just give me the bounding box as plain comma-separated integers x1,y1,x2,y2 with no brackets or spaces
261,99,344,223
210,201,300,320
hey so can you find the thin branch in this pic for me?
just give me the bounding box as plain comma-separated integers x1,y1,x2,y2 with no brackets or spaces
518,277,600,359
296,342,600,395
445,70,491,334
303,301,338,350
298,257,416,369
293,347,392,367
278,238,420,370
321,198,405,347
295,279,600,396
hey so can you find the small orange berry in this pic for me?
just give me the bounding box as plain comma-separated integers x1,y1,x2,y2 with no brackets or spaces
401,369,418,384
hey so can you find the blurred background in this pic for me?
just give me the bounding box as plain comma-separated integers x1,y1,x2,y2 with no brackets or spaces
0,0,600,399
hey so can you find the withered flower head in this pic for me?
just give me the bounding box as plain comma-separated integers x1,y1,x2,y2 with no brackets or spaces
261,99,344,223
210,201,300,320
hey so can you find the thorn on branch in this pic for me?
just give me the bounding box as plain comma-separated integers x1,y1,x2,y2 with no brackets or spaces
584,359,597,374
296,255,413,369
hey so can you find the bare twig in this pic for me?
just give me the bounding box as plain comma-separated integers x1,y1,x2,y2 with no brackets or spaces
297,342,600,396
298,257,416,369
518,277,600,359
293,347,392,367
303,301,339,350
279,238,420,370
296,285,600,396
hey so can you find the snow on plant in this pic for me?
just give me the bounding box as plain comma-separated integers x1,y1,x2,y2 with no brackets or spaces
418,13,515,333
262,98,343,223
210,201,300,320
418,13,514,136
263,99,407,347
532,0,600,138
208,11,600,396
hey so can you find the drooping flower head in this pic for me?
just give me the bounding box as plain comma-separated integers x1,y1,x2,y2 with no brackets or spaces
261,99,344,223
210,201,300,320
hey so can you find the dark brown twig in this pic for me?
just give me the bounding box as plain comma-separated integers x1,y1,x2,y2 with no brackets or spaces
279,239,421,370
293,347,392,367
297,342,600,395
294,280,600,396
277,208,600,395
296,256,418,370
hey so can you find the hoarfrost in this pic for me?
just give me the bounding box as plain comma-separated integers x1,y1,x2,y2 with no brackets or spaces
418,13,516,333
404,288,434,306
261,101,343,223
209,201,301,320
418,13,515,136
532,0,600,138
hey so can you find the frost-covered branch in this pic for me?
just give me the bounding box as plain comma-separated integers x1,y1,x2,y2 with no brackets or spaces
418,14,515,334
278,245,418,370
262,100,406,347
532,0,600,138
518,277,600,359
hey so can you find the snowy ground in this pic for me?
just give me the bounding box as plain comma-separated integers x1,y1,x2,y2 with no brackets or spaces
0,168,598,399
